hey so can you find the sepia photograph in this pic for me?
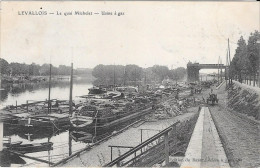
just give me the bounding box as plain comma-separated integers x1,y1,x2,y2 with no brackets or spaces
0,1,259,167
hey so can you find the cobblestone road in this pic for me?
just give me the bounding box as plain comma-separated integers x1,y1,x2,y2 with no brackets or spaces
209,86,260,168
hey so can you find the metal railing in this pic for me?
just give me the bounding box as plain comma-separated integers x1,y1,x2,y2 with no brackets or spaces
51,119,142,167
104,121,180,167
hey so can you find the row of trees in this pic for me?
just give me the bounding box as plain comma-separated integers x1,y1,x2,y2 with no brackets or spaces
230,31,260,83
0,58,186,85
92,64,186,86
0,58,92,76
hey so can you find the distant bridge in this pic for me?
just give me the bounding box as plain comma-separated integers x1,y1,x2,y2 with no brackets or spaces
187,63,226,82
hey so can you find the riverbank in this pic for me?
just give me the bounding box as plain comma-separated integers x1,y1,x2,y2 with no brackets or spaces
132,81,260,168
209,81,260,167
1,75,95,85
56,87,203,167
227,81,260,120
1,79,216,167
59,111,197,167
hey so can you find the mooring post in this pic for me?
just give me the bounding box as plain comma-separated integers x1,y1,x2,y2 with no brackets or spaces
164,132,169,166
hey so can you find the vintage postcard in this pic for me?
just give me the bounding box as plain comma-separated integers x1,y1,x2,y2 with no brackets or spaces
0,1,259,167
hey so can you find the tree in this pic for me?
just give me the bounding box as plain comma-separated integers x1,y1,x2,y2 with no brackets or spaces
58,65,71,75
174,67,186,81
92,64,143,86
29,63,41,76
125,64,142,85
247,31,260,84
0,58,9,75
92,64,108,85
231,36,248,82
144,67,157,83
9,62,29,75
39,64,51,76
151,65,169,82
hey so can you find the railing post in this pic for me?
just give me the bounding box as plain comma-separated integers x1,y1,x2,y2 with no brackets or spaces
27,100,29,112
110,146,113,161
104,125,176,167
0,122,3,151
116,161,120,167
164,132,169,166
141,129,143,143
173,125,177,145
141,129,143,153
134,151,137,163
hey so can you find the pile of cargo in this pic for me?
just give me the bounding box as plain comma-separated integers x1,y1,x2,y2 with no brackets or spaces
145,95,183,121
144,86,205,121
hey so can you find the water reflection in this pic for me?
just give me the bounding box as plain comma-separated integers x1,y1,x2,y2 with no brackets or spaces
3,124,67,141
0,78,94,166
0,78,137,167
0,88,8,102
0,78,92,107
1,120,133,167
0,150,26,167
1,81,71,101
2,122,89,167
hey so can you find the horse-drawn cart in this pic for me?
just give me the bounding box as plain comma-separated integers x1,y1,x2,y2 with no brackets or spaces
206,93,218,105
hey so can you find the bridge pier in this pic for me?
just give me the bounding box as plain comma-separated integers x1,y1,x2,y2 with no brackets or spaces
187,65,200,82
187,63,226,83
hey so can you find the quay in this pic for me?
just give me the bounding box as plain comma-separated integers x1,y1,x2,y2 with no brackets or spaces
2,78,258,167
92,106,231,167
180,107,230,168
55,112,195,166
103,105,231,167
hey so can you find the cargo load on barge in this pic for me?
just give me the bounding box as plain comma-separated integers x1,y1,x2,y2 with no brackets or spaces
69,95,155,131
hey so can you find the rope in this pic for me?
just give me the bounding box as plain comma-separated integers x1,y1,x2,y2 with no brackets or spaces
53,142,89,149
49,120,60,130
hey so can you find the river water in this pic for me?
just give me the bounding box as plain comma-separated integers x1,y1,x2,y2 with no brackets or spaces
0,79,96,167
0,79,92,107
0,79,199,167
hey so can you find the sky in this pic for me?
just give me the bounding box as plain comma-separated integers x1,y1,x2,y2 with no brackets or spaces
1,1,259,72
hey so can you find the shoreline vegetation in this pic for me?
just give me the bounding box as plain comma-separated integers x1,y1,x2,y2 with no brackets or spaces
1,75,94,85
229,31,259,84
0,59,187,86
0,59,93,85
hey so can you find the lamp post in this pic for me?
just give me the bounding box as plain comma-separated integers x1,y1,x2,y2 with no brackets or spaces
257,39,260,88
